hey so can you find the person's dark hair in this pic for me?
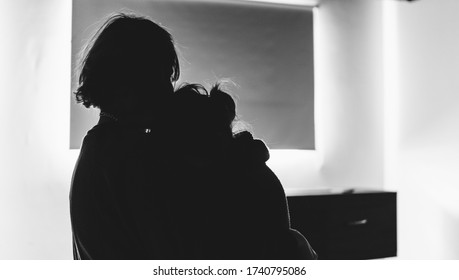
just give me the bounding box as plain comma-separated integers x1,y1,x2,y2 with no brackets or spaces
74,13,180,111
172,82,268,167
173,83,237,143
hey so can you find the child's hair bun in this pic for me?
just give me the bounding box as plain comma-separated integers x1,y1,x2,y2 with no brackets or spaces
209,83,236,128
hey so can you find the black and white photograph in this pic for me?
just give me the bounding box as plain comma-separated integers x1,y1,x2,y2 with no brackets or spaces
0,0,458,269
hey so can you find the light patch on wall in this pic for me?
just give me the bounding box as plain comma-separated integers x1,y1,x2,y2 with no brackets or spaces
383,0,400,189
0,0,77,259
242,0,319,6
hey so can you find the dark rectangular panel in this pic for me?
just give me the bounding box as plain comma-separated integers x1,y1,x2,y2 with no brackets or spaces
287,191,397,259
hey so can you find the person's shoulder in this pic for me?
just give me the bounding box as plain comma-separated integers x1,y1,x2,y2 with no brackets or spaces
78,122,126,161
232,131,270,164
86,121,119,137
228,131,284,196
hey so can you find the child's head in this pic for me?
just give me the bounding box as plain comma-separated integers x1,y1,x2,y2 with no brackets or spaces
173,83,237,152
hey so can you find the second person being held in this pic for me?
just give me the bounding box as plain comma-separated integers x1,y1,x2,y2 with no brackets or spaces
169,83,317,259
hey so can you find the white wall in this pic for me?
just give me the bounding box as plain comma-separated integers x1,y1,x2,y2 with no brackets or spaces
0,0,77,259
386,0,459,259
277,0,459,259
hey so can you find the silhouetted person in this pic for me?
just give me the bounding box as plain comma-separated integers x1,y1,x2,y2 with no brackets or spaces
70,13,316,260
71,13,180,260
170,84,317,259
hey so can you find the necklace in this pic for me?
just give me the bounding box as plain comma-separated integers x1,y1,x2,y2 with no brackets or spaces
99,111,119,122
99,112,154,135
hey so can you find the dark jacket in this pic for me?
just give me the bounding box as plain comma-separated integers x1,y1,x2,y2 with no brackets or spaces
70,120,316,259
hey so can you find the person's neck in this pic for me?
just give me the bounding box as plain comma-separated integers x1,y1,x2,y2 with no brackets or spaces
99,110,157,127
98,111,118,124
